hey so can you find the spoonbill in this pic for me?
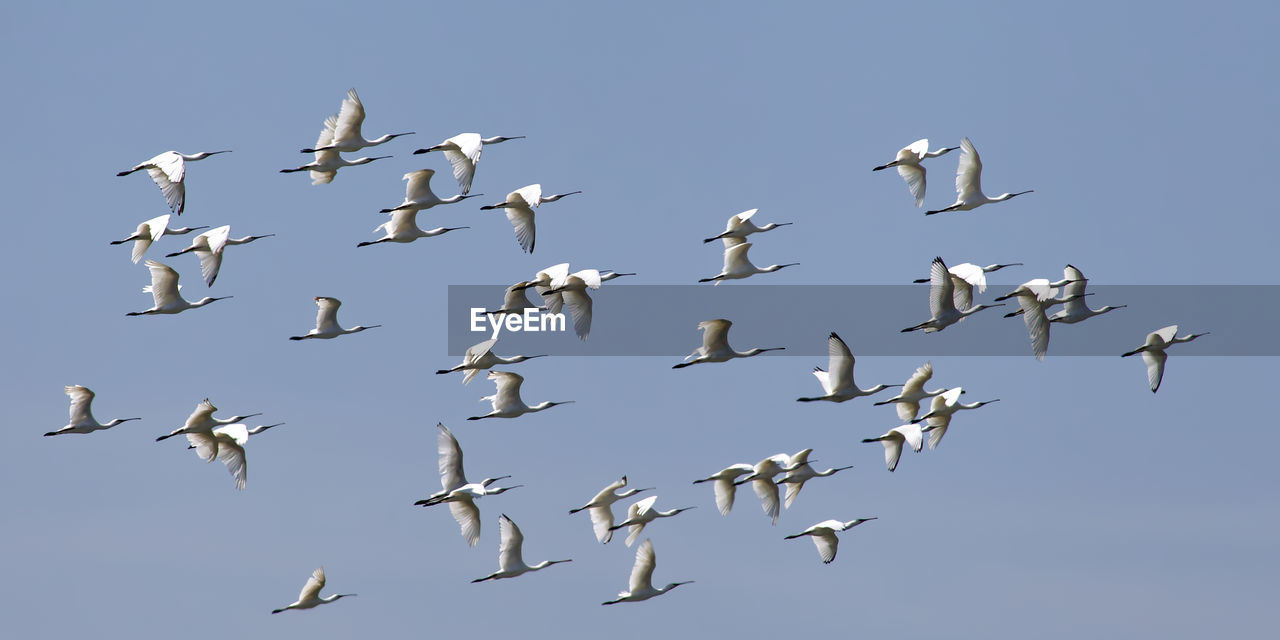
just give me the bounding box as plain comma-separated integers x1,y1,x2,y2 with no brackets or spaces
111,214,207,264
609,495,695,547
544,268,602,340
186,422,282,451
282,115,391,184
797,332,900,402
912,261,1023,311
44,385,140,437
485,281,545,318
480,184,581,253
155,398,261,442
862,424,924,472
703,208,792,245
569,476,655,544
271,567,355,614
784,518,877,564
413,423,518,545
358,209,468,247
467,371,574,420
117,150,231,214
673,319,784,368
775,449,853,509
127,260,231,316
166,225,273,287
289,297,380,341
601,539,692,605
995,279,1085,360
872,138,958,207
380,169,484,213
735,453,808,525
873,362,949,422
300,88,413,153
913,388,999,449
901,257,1004,333
1049,265,1126,324
692,463,757,516
1121,325,1209,393
185,422,283,490
436,338,546,384
472,515,573,582
412,133,524,194
926,137,1032,215
699,242,798,284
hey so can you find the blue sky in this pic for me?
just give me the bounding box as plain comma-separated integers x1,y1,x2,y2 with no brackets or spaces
3,2,1276,638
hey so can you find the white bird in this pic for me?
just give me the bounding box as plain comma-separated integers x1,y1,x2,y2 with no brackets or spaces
300,88,414,153
911,262,1023,311
117,150,231,214
873,362,949,422
784,518,877,564
485,281,546,318
901,257,1005,333
601,539,693,605
110,214,208,264
569,476,655,544
155,398,261,442
735,453,807,525
412,133,524,195
775,449,853,510
914,387,999,449
692,463,756,516
702,208,792,246
281,115,391,184
127,260,231,316
1048,265,1126,324
524,263,572,315
436,338,547,384
44,385,140,437
861,424,924,472
699,242,799,284
609,495,695,547
165,225,273,287
380,169,484,213
1121,325,1208,393
480,184,581,253
926,137,1033,215
185,422,282,490
995,278,1087,360
289,297,380,341
271,567,356,614
872,138,959,207
672,319,784,368
544,268,602,340
358,208,468,247
796,332,900,402
472,515,573,582
412,423,518,546
467,371,573,420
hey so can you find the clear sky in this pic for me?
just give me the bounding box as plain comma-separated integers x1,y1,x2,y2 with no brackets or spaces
3,2,1277,638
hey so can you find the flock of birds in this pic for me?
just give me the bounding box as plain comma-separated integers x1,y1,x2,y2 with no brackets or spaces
48,88,1210,612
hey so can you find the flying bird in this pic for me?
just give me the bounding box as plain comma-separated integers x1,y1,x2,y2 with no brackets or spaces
44,385,140,437
468,371,573,420
703,208,792,245
926,137,1032,215
609,495,695,547
156,398,261,442
358,209,468,247
699,242,798,284
127,260,231,316
111,214,208,264
796,332,900,402
271,567,355,614
862,424,924,472
282,115,390,184
485,281,546,318
184,422,283,490
436,338,546,384
480,184,581,253
413,423,519,546
873,362,949,422
379,169,483,213
673,319,784,368
165,225,273,287
692,463,757,516
995,279,1086,360
1048,265,1126,324
472,514,572,583
784,518,877,564
601,539,692,605
412,133,524,194
914,387,999,449
117,150,232,214
289,297,380,340
735,453,808,525
872,138,958,207
911,262,1023,311
1121,325,1208,393
775,450,853,510
901,257,1004,333
300,88,414,153
569,476,655,544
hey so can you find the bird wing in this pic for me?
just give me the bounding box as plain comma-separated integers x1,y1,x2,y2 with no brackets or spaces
514,184,542,207
629,539,657,593
299,567,325,603
504,205,536,253
893,424,924,452
897,164,927,207
712,478,738,516
906,138,930,159
65,385,95,424
955,137,983,201
723,242,753,273
331,88,366,145
143,260,182,307
464,339,497,366
826,332,854,394
186,398,216,425
1061,265,1088,303
145,214,170,241
811,530,839,564
699,319,732,353
589,505,616,544
489,371,525,408
752,478,780,524
444,133,483,194
194,249,224,288
727,208,757,230
214,430,248,490
147,152,186,213
631,495,657,517
902,362,933,395
437,422,466,491
948,262,987,309
928,257,956,316
878,434,904,472
497,514,524,570
450,498,482,546
315,297,342,334
186,431,220,463
1142,349,1167,392
312,115,340,163
403,170,437,203
940,386,964,406
562,289,594,340
1020,298,1051,361
1150,325,1179,347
